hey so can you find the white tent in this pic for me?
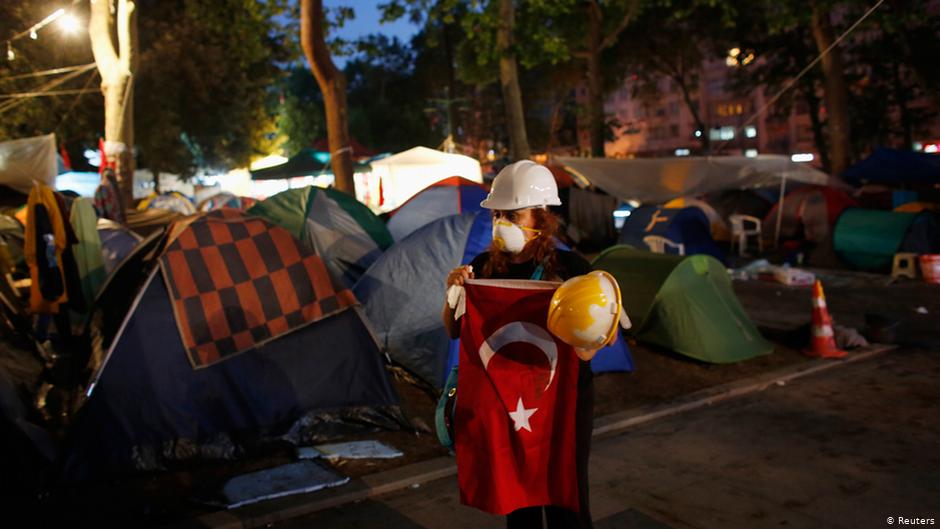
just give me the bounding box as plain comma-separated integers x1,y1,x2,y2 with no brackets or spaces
0,134,57,193
558,155,842,246
365,146,483,212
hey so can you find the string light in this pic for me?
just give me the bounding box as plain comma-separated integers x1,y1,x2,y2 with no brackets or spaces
4,1,84,61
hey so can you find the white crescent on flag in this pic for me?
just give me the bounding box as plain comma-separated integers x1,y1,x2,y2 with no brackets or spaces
478,321,558,391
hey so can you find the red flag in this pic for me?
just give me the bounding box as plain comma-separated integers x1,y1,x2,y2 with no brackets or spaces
456,279,580,515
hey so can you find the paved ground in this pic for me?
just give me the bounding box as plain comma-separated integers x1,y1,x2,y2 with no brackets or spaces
272,348,940,529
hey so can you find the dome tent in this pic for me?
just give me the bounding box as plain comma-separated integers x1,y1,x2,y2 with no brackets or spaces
619,206,727,263
593,246,772,363
386,177,489,242
248,186,392,288
64,210,402,479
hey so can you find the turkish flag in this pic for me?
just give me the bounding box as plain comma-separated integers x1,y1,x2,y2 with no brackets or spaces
455,279,580,515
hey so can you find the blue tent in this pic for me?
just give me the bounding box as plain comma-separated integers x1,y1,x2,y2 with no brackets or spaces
64,213,403,479
843,147,940,186
619,206,727,264
97,220,141,275
386,177,489,242
354,211,633,389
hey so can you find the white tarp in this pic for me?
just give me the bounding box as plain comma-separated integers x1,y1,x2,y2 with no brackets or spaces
558,155,835,205
367,146,483,212
0,134,57,193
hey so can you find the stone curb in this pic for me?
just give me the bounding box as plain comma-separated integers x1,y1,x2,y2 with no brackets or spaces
165,344,893,529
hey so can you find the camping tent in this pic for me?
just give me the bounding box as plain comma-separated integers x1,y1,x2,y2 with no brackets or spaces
843,147,940,186
833,209,940,271
64,210,402,478
367,147,483,213
619,206,727,263
248,186,392,288
386,177,489,241
138,192,197,216
354,211,633,389
593,246,772,363
97,219,141,275
663,197,727,236
763,186,856,244
197,192,257,212
0,134,57,193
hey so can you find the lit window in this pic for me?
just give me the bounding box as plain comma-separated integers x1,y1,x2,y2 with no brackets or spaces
745,126,757,138
675,148,690,156
745,149,758,158
925,144,939,154
791,153,815,163
719,127,735,140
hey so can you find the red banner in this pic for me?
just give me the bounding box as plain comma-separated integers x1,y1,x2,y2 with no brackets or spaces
456,279,579,515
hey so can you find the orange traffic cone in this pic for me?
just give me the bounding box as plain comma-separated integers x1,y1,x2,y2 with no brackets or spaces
804,280,847,359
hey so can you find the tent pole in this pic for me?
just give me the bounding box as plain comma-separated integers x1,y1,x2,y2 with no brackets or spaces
775,174,787,248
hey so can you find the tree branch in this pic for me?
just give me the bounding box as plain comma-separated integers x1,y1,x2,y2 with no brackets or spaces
600,0,641,51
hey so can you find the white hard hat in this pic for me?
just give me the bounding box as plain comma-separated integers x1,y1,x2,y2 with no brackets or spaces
480,160,561,210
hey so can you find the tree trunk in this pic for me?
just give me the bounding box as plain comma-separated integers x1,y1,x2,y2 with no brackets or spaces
811,4,851,176
586,2,605,157
496,0,530,161
803,81,830,173
673,73,709,153
300,0,354,194
892,62,914,150
89,0,137,207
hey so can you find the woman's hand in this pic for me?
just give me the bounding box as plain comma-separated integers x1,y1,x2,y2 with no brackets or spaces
446,265,474,288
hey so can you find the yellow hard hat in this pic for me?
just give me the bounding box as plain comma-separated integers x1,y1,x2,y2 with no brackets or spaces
547,270,624,349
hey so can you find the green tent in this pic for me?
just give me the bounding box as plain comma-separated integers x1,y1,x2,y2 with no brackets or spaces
248,186,392,287
832,209,917,271
593,245,772,363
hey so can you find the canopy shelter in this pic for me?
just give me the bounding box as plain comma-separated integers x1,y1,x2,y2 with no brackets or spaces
833,209,940,271
250,148,328,181
366,147,483,213
619,206,727,263
843,147,940,186
64,210,402,479
593,246,772,363
386,177,489,242
0,134,57,194
353,211,633,389
248,186,392,288
558,155,837,245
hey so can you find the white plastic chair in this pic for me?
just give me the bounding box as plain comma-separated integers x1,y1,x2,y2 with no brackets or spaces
729,214,762,257
644,235,685,255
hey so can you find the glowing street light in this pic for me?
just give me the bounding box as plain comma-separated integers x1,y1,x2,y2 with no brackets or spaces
58,13,82,35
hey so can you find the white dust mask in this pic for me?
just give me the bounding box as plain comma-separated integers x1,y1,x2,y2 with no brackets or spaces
492,220,540,254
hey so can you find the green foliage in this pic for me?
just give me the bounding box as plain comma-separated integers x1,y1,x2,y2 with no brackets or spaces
277,67,324,156
135,0,290,178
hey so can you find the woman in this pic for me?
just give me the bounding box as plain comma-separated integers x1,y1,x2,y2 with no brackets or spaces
442,160,598,529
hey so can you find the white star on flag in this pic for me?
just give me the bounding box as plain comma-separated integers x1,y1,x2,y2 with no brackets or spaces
508,397,537,432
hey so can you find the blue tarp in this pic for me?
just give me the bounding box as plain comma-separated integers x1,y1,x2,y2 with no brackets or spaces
843,147,940,186
619,206,727,264
355,211,633,389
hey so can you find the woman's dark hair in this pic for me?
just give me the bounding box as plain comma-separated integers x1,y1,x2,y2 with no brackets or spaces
483,208,561,279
